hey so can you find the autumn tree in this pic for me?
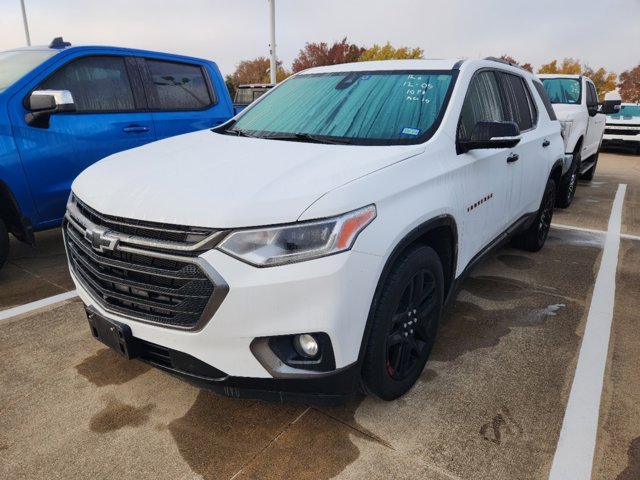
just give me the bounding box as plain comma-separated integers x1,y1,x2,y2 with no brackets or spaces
498,54,533,73
359,42,423,62
618,65,640,103
538,58,617,100
291,37,365,73
226,57,290,98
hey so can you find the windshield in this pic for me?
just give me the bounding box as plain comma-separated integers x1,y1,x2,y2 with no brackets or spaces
610,105,640,118
541,78,582,105
0,50,57,92
231,70,455,145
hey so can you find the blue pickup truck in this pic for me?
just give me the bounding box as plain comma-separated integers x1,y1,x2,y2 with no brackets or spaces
0,38,236,268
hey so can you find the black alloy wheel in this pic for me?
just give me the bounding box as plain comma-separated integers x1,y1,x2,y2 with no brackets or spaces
362,245,444,400
385,269,438,381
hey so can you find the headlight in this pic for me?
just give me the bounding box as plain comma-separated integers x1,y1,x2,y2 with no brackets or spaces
560,120,573,140
218,205,376,267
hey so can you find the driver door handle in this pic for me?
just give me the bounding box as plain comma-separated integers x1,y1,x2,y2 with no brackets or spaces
507,153,519,163
122,125,150,133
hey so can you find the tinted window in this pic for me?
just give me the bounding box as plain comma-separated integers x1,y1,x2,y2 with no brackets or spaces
533,81,557,121
499,73,535,131
39,56,135,111
458,71,505,140
146,60,212,110
587,82,598,105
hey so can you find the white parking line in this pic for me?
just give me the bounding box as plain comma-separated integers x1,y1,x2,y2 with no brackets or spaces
548,184,627,480
0,290,78,323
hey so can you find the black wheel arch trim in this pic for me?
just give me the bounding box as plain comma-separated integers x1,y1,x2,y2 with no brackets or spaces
0,180,34,244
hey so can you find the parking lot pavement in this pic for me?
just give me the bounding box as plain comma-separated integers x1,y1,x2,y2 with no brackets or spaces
0,229,74,311
0,151,638,480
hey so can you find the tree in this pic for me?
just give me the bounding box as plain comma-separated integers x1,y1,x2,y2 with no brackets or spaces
498,54,533,73
359,42,423,62
292,37,365,73
537,58,582,74
618,65,640,103
226,57,290,98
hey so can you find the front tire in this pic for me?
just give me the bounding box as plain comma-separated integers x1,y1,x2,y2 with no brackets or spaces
511,178,556,252
362,246,444,400
0,219,9,270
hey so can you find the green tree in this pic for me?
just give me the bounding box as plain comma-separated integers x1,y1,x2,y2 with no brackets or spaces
291,37,365,73
618,65,640,103
359,42,423,62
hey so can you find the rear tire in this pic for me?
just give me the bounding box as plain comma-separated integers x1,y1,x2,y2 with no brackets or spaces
556,155,578,208
0,219,9,270
511,178,556,252
580,153,598,181
362,246,444,400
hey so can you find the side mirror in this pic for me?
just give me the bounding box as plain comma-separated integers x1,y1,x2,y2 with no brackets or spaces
457,121,521,154
588,104,599,117
599,99,622,115
25,90,76,128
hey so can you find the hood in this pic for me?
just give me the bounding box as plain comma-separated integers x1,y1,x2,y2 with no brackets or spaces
72,129,422,228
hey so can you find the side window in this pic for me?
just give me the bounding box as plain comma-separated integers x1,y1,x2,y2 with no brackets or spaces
458,71,505,140
145,59,213,110
498,72,535,131
533,81,557,121
587,82,598,106
39,56,135,112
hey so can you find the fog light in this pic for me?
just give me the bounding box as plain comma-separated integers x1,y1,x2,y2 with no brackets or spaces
294,334,319,358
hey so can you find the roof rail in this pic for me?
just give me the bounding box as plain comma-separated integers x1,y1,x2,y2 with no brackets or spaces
484,56,531,73
49,37,71,49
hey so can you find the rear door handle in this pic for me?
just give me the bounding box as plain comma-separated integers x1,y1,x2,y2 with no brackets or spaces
122,125,150,133
542,139,550,147
507,153,519,163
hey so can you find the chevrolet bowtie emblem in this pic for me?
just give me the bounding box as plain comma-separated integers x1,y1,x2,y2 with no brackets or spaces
84,226,119,253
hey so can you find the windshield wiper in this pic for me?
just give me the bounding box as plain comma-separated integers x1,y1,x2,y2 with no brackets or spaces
266,132,352,145
224,128,259,138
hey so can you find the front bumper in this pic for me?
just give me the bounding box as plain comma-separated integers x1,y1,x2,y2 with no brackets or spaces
70,246,382,400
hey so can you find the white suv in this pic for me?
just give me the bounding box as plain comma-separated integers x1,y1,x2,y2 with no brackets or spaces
65,59,564,404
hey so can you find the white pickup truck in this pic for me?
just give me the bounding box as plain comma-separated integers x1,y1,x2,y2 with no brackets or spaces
539,74,608,207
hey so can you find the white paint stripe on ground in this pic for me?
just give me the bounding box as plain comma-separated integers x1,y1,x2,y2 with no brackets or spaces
0,290,78,323
548,184,627,480
551,223,606,235
621,233,640,241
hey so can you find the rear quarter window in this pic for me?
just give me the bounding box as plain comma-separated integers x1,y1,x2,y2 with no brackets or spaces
145,59,214,110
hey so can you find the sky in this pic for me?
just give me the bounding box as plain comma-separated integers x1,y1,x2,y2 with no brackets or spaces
1,0,639,78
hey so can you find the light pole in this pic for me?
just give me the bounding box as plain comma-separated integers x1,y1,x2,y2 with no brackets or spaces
268,0,276,85
20,0,31,46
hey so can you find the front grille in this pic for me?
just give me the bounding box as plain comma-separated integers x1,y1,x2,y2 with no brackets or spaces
64,197,228,330
71,195,222,252
605,127,640,136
